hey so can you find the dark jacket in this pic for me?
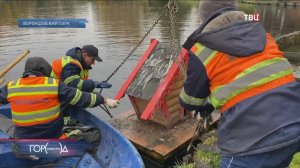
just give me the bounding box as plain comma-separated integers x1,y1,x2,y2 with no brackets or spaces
64,47,95,92
180,7,300,156
0,73,104,139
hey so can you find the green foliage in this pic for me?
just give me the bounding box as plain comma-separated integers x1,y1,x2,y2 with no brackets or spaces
194,150,220,168
174,162,195,168
289,153,300,168
203,136,217,146
237,3,256,14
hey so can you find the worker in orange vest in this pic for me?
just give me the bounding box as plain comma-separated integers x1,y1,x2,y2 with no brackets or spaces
51,45,112,93
179,1,300,167
0,57,119,141
51,45,118,119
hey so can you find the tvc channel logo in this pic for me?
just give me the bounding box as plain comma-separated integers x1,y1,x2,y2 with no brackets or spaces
244,13,260,21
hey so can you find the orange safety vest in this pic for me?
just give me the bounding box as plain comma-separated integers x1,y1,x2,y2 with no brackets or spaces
51,56,89,80
190,33,295,112
7,77,61,126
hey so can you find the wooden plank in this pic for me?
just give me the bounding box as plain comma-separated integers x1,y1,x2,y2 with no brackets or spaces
134,97,149,117
111,110,136,121
128,96,141,116
114,111,198,162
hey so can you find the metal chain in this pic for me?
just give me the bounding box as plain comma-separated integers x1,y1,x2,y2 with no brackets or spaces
104,6,169,82
168,0,187,80
104,0,187,82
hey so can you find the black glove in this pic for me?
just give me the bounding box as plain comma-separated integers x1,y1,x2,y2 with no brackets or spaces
195,103,214,118
94,81,112,89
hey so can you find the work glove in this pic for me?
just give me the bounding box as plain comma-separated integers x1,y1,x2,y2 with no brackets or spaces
94,81,112,89
105,98,120,108
194,103,215,119
199,104,214,118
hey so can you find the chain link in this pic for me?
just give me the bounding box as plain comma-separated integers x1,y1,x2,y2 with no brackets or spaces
168,0,187,80
104,0,187,82
104,6,168,82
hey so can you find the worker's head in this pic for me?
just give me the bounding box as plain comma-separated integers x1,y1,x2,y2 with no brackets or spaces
23,57,52,77
81,45,102,66
199,0,236,23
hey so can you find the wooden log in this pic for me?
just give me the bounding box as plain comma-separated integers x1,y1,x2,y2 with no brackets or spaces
171,79,184,90
166,97,179,107
168,104,180,113
165,88,181,100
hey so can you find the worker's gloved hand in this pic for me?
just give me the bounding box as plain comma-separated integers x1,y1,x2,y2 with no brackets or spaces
105,98,120,108
94,81,112,89
195,103,214,119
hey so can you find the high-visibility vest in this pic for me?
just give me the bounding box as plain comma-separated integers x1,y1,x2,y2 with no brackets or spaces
51,56,89,89
189,34,295,112
7,77,61,126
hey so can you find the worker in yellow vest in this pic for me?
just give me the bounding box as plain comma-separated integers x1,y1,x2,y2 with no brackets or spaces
0,57,119,141
179,1,300,167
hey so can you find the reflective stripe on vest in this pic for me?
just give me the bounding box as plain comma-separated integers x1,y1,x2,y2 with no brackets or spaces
191,42,294,111
179,88,207,106
83,70,89,80
69,89,82,105
7,77,60,126
88,93,97,108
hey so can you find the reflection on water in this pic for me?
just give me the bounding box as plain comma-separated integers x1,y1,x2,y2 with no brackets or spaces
238,3,300,38
285,44,300,52
0,0,299,119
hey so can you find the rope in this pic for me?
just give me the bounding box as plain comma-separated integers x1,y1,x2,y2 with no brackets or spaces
99,104,113,118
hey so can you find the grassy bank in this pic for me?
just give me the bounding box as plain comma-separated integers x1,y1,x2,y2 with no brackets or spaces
175,130,300,168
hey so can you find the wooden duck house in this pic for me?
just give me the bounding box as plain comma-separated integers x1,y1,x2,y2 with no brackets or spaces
115,39,189,127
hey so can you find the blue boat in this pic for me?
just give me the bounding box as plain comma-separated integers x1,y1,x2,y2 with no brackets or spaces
0,104,144,168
